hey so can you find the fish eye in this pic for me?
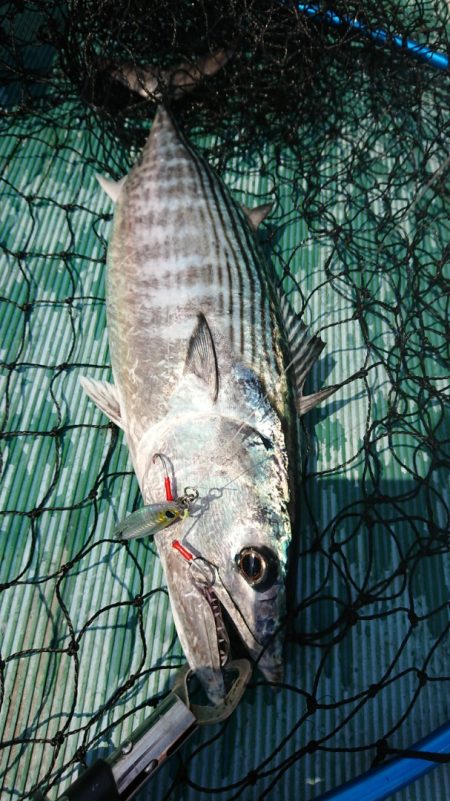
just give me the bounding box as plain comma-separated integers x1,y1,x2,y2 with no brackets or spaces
239,549,266,583
235,547,278,589
165,510,176,519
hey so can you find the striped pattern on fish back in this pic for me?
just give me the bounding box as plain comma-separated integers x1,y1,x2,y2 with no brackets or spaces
107,107,287,439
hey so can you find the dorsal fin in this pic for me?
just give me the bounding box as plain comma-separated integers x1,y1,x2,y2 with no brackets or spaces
279,294,340,415
184,313,219,402
242,202,273,230
96,174,127,202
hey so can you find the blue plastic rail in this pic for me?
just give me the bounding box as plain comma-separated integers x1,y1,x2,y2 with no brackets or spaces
312,721,450,801
297,3,449,70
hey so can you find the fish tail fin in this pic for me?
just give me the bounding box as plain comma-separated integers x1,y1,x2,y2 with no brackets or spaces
104,49,232,100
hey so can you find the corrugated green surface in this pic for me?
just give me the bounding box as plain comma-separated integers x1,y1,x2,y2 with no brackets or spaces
0,88,449,801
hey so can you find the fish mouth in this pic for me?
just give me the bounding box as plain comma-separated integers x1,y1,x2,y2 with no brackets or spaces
188,559,231,669
156,544,283,704
214,587,284,684
190,559,283,686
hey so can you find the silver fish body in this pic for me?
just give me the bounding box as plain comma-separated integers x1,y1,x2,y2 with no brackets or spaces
107,109,290,452
82,107,334,703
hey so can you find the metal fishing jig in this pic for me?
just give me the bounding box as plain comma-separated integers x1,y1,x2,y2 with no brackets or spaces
114,501,188,541
114,455,198,541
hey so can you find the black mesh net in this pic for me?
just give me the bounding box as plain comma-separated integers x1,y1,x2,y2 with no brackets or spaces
0,1,449,800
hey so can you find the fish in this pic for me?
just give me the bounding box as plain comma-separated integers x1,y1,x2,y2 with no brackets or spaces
80,62,339,703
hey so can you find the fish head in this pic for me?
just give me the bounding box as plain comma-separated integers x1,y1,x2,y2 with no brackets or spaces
142,412,292,704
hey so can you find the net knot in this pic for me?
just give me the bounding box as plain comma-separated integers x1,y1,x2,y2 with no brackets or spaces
362,512,374,528
75,746,87,761
387,406,400,419
306,693,318,714
344,606,359,626
246,770,259,785
67,639,79,655
331,225,343,240
132,595,143,607
375,738,389,761
51,731,65,747
176,764,189,783
416,669,428,686
408,609,419,627
306,739,319,754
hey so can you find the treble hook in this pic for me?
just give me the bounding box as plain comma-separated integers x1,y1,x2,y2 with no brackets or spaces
152,452,174,501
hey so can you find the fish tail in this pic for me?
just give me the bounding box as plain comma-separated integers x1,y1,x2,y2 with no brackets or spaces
104,49,233,100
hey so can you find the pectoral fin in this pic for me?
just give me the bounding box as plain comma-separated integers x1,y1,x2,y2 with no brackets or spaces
80,376,123,428
184,313,219,402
